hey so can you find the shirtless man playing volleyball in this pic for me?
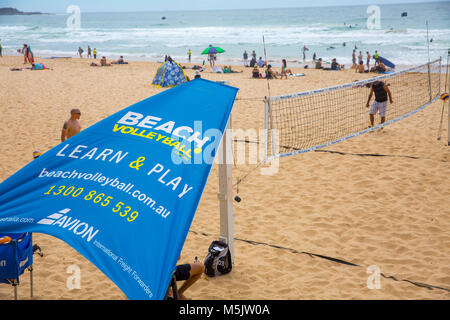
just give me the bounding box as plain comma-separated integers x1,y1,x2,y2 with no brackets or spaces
366,80,393,129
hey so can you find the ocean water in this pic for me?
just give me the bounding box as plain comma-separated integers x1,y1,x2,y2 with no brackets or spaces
1,2,449,67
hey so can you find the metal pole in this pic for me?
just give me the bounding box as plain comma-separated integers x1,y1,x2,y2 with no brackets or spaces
437,51,450,141
30,266,33,298
426,21,433,102
439,56,442,95
218,118,234,264
264,97,269,163
13,282,18,300
445,49,450,146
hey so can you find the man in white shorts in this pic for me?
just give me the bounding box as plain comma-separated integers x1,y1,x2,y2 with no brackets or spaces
366,80,393,128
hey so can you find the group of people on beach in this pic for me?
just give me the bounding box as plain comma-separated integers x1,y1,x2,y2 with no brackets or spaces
78,45,97,59
352,49,389,73
90,55,127,67
251,59,294,80
243,50,266,69
75,45,128,67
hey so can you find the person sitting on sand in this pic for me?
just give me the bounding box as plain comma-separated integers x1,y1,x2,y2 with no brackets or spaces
111,56,128,64
252,65,261,79
366,80,393,129
223,65,243,73
280,59,293,79
370,60,387,73
315,58,323,69
331,58,344,70
168,257,205,300
61,109,81,142
100,56,111,66
257,57,265,68
355,60,365,73
265,64,278,79
323,58,344,70
194,71,201,79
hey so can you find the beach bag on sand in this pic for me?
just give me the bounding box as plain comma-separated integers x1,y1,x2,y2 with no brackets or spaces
203,240,232,277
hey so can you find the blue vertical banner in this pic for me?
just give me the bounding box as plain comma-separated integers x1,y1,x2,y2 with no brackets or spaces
0,79,238,299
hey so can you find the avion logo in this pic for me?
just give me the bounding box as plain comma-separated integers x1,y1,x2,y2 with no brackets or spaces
37,208,99,242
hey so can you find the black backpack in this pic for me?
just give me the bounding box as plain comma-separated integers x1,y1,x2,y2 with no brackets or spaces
203,240,232,277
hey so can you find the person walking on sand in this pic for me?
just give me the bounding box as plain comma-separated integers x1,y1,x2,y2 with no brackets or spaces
188,49,191,63
61,109,82,142
0,39,2,57
87,45,92,58
23,44,28,63
358,51,363,65
352,49,356,67
366,80,393,129
207,45,215,68
78,46,84,58
243,50,248,67
23,44,34,64
366,51,371,69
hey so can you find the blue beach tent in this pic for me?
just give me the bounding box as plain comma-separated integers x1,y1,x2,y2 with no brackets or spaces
152,59,188,88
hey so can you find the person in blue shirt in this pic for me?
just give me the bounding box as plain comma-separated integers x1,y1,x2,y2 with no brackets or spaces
257,57,265,68
31,63,46,70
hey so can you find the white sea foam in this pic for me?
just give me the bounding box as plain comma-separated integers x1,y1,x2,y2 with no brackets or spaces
1,3,449,66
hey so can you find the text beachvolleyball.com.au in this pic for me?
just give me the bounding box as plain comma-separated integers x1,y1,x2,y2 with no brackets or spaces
37,168,171,217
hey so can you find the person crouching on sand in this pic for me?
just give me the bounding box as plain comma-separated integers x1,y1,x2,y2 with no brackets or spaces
366,80,393,129
61,109,81,142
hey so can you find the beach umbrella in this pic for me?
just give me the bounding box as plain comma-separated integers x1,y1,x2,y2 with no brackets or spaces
201,46,225,55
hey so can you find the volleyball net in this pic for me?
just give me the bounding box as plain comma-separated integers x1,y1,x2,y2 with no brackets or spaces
264,58,442,160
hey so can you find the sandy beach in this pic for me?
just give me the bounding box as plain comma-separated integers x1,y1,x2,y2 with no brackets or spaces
0,54,449,300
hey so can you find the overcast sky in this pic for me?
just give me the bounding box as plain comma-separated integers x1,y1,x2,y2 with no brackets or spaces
1,0,447,12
